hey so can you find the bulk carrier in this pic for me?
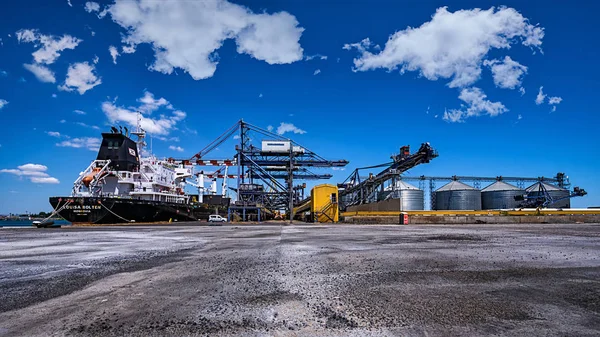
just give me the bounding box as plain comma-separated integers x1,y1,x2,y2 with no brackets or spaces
49,126,229,224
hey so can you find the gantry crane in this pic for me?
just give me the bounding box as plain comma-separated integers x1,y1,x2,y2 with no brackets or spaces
169,119,348,221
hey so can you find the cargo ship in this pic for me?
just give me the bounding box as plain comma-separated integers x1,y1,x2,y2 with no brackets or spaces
49,126,229,224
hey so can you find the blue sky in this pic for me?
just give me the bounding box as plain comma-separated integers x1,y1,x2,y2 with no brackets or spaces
1,0,599,213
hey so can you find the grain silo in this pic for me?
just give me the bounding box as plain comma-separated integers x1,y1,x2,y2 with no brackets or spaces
386,180,424,210
434,181,481,210
526,182,571,208
481,181,525,209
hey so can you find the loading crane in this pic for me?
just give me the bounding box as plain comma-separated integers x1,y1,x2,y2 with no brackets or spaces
338,143,438,210
515,185,587,208
169,119,348,221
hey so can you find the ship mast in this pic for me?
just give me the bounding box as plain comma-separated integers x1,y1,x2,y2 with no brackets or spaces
130,110,146,157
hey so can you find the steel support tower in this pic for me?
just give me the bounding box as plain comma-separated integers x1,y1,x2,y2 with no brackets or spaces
235,120,348,221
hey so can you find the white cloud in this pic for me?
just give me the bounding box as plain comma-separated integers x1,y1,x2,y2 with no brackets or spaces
344,7,543,89
169,145,184,152
443,87,508,123
518,114,523,120
58,62,102,94
107,0,304,80
46,131,61,137
74,109,86,115
23,63,56,83
304,54,328,61
56,137,101,151
31,177,60,184
67,0,72,7
484,56,527,89
122,44,135,54
60,119,66,123
519,87,526,96
84,2,100,13
267,125,274,132
233,135,240,139
101,91,186,135
259,93,263,98
18,163,47,172
548,96,562,105
0,99,8,109
535,86,546,105
137,91,170,114
52,93,57,98
551,106,557,113
332,167,346,171
93,55,99,64
75,122,100,130
156,136,179,142
16,29,82,65
276,122,306,135
109,45,119,64
313,69,321,75
0,163,60,184
0,70,7,76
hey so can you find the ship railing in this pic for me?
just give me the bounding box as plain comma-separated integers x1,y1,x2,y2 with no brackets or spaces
72,160,111,195
88,160,112,191
73,160,98,186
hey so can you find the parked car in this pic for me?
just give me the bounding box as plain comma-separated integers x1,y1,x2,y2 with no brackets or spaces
208,214,227,223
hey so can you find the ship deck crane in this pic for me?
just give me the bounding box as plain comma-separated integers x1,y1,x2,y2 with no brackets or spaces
338,143,438,210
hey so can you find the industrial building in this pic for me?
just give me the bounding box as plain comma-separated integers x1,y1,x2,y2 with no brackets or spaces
169,120,589,223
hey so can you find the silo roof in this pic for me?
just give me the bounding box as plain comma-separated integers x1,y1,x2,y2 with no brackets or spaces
526,181,566,192
397,180,420,190
482,181,523,192
384,180,420,191
436,180,477,191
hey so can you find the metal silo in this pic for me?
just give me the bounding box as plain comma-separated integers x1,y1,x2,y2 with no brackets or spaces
526,182,571,208
387,180,424,210
481,181,525,209
434,181,481,210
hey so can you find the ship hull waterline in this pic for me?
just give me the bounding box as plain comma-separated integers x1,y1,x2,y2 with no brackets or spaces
49,197,226,224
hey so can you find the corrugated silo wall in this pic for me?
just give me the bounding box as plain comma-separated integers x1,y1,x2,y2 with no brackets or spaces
434,190,482,210
346,192,424,213
481,190,525,209
389,190,424,210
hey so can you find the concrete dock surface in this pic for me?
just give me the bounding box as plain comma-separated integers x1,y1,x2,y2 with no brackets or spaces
0,223,599,336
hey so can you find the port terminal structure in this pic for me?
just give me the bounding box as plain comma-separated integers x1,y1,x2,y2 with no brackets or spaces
337,143,439,211
167,120,591,222
168,120,348,222
399,173,571,210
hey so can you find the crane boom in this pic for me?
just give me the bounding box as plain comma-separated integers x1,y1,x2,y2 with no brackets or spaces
339,143,438,208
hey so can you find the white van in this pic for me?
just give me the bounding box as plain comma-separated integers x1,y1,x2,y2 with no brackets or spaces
208,214,227,223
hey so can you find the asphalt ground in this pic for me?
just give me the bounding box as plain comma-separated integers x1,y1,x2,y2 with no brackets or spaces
0,223,599,336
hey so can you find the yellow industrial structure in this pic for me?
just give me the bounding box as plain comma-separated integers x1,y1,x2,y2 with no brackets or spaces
294,184,339,223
